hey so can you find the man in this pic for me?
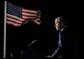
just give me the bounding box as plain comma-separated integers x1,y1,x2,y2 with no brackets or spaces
41,16,65,58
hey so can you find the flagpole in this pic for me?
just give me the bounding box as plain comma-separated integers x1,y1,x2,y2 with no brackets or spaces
3,1,7,58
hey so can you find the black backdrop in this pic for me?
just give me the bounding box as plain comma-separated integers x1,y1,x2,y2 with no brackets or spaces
0,1,4,58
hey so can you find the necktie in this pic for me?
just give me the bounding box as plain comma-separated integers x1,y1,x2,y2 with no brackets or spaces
58,31,62,48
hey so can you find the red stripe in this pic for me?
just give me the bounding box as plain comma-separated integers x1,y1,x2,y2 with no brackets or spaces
7,14,24,21
7,17,22,24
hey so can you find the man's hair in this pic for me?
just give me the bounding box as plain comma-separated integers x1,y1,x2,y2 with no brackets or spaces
58,16,67,28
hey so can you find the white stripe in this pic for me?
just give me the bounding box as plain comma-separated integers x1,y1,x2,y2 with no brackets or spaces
22,9,37,13
22,16,35,19
22,12,36,16
3,1,7,58
22,12,29,16
22,16,29,19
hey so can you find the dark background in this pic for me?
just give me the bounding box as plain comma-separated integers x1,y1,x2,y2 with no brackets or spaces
0,0,4,58
0,0,81,58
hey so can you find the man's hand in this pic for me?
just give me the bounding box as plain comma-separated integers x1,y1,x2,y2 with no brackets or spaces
6,9,41,27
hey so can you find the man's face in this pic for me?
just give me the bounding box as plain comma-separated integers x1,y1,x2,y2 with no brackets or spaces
55,17,62,30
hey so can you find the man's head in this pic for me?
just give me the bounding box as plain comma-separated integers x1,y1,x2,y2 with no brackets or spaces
55,16,63,31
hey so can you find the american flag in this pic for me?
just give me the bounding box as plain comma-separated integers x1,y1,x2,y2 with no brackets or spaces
6,2,41,25
7,2,34,20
